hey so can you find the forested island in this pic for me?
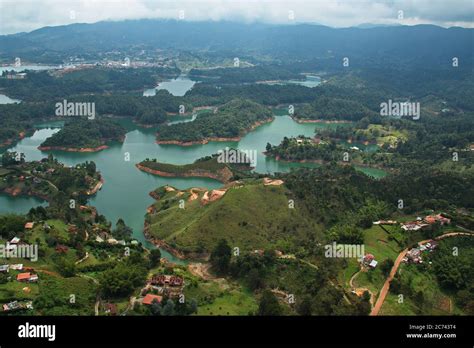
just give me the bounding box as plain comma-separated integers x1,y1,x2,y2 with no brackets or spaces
39,118,127,152
156,99,273,144
137,153,253,183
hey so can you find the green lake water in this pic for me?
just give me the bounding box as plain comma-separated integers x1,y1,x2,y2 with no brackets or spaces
0,110,387,263
144,75,196,97
0,94,21,104
259,75,321,88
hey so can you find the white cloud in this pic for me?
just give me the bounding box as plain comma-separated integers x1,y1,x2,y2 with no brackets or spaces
0,0,473,35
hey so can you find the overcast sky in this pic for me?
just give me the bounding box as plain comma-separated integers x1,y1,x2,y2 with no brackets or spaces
1,0,473,35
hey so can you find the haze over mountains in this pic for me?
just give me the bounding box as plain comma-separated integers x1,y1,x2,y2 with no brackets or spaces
1,20,473,69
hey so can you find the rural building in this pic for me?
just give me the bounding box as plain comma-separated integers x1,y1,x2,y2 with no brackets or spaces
406,248,422,263
424,214,451,225
10,264,23,270
16,272,38,282
10,237,20,244
362,254,378,268
103,303,118,316
142,294,163,305
368,260,378,268
401,221,429,231
149,274,184,287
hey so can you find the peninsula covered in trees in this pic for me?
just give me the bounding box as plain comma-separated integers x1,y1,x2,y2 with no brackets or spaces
39,118,127,152
137,152,254,183
156,99,273,144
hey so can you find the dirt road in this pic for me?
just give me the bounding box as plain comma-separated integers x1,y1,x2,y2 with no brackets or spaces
370,231,474,316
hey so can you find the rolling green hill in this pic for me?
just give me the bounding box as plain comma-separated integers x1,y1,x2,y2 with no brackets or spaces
145,179,323,256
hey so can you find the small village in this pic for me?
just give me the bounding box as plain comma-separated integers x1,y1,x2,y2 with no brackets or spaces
367,213,450,268
139,273,185,307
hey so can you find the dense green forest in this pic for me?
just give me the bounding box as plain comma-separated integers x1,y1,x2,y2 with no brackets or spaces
284,165,474,228
266,137,348,163
156,99,273,142
267,109,474,174
189,65,302,83
40,118,126,149
294,96,378,121
0,67,180,101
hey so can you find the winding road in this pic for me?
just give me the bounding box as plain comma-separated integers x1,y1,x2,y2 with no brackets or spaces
370,231,474,316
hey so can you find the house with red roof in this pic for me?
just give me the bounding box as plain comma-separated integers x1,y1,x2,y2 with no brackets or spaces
142,294,163,305
16,272,38,282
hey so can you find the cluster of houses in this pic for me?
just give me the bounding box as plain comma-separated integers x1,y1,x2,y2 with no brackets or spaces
0,263,24,273
149,274,184,287
139,274,185,305
400,214,451,231
3,300,33,312
373,213,451,232
403,240,438,264
0,261,38,282
94,234,139,246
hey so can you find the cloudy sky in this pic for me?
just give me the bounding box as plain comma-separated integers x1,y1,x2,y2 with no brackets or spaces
1,0,473,35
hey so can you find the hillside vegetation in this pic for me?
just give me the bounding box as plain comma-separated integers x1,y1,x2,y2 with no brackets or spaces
145,179,323,255
156,99,273,142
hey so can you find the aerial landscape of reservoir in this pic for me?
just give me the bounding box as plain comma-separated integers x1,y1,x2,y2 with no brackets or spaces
0,2,472,340
0,70,386,262
0,107,386,262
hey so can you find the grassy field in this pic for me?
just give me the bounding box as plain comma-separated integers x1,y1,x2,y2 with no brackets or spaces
0,278,40,303
339,224,402,296
34,273,97,315
179,264,258,316
379,263,457,315
338,258,360,287
355,124,409,147
147,180,323,254
363,225,401,261
194,285,258,316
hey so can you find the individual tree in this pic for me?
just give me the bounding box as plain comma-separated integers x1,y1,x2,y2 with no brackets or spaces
258,290,282,316
247,268,264,291
149,249,162,268
296,296,313,316
210,239,231,274
162,299,175,316
380,259,394,277
112,218,133,240
150,301,162,316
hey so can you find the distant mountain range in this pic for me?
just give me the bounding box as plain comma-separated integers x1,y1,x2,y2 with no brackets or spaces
0,20,472,69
